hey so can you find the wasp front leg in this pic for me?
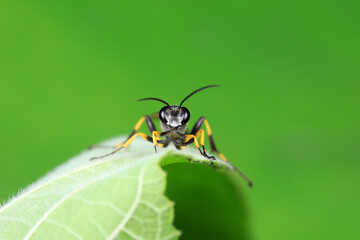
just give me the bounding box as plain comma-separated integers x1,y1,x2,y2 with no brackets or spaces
190,117,253,187
89,115,158,150
152,131,169,152
183,133,216,166
90,132,153,160
194,129,216,161
116,115,158,148
90,115,160,160
190,116,228,162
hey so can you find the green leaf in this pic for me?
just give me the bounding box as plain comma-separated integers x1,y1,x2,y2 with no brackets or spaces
0,136,239,240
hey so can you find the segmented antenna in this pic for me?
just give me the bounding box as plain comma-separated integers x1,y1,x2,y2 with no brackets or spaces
179,85,220,107
137,98,170,107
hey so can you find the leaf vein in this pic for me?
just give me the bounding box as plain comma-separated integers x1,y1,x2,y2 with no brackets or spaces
24,161,141,240
46,219,83,240
107,165,146,240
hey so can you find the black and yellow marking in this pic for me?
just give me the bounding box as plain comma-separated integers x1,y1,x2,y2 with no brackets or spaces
194,129,215,160
191,117,228,162
204,119,228,161
90,115,160,160
184,134,200,148
90,132,153,161
152,131,161,147
183,132,216,161
126,115,157,141
116,132,152,148
151,131,169,152
121,115,161,149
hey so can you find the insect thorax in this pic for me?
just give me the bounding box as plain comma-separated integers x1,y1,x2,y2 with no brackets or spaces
160,122,188,136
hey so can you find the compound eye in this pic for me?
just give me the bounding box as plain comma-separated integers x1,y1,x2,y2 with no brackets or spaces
181,107,190,124
159,106,168,123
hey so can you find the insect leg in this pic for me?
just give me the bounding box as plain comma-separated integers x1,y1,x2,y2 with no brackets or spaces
152,131,169,152
191,117,253,187
190,116,228,162
183,134,215,163
194,129,216,160
119,115,157,146
90,115,158,149
90,132,153,160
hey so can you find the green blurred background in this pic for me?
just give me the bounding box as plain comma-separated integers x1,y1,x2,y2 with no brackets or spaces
1,0,359,239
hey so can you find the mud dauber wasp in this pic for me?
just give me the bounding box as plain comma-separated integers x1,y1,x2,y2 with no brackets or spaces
90,85,252,187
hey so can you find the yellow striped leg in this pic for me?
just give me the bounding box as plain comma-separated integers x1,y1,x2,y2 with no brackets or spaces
90,132,152,160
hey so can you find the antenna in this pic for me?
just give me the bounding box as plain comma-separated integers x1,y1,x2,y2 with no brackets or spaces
137,98,170,107
179,85,220,107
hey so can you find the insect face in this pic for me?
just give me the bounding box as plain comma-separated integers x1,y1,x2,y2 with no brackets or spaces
159,105,190,130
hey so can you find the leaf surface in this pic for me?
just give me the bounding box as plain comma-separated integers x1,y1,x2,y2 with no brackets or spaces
0,136,234,240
